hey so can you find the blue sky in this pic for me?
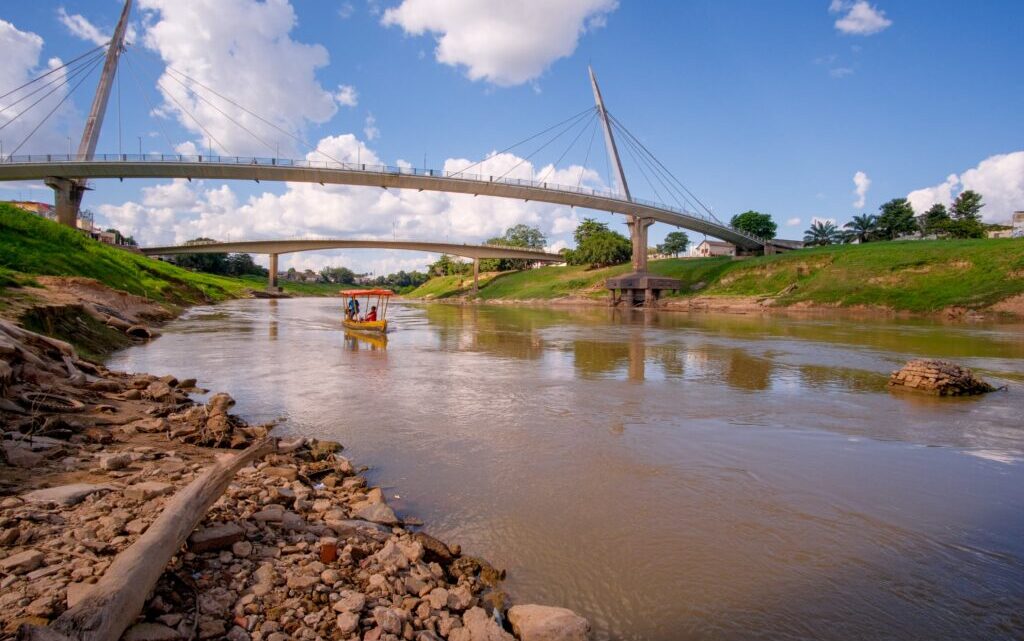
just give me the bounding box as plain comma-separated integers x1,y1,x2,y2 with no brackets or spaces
1,0,1022,274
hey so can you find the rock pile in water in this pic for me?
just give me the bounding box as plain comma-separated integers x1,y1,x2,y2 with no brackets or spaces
888,359,996,396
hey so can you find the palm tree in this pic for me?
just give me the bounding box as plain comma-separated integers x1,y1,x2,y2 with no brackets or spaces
843,214,878,243
803,220,840,246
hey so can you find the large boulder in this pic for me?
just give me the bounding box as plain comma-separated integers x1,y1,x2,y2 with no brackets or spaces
889,359,996,396
508,605,591,641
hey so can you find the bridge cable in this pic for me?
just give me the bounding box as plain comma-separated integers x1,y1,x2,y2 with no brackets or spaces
0,49,108,137
617,127,668,206
7,53,106,157
160,66,277,156
120,51,178,155
608,112,723,225
0,48,108,118
614,121,698,214
535,109,598,185
576,116,599,190
0,41,109,104
493,107,597,182
449,105,596,178
159,65,347,165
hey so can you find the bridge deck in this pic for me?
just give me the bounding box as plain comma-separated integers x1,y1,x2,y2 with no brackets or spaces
0,154,766,250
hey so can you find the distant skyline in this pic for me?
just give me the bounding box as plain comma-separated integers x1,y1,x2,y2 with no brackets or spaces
1,0,1021,274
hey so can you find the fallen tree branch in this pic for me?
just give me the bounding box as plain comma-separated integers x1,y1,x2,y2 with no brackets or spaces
19,437,276,641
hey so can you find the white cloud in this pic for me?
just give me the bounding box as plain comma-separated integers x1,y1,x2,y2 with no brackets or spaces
338,2,355,19
335,84,358,107
381,0,618,86
906,151,1024,223
363,113,380,141
138,0,339,157
829,67,854,78
96,134,605,275
830,1,892,36
56,8,107,46
786,217,801,226
852,170,870,208
0,20,78,157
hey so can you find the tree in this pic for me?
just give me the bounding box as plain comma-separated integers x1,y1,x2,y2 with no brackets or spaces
660,231,690,257
483,224,547,271
319,266,356,284
921,204,950,236
573,218,611,245
876,198,917,240
951,190,984,221
167,238,229,274
225,253,267,277
428,254,469,277
803,220,840,246
730,211,777,240
843,214,878,243
565,219,631,268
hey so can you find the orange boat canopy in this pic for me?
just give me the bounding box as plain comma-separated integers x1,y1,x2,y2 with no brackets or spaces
341,289,394,297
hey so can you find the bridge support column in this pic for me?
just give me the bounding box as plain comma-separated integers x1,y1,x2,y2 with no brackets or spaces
45,177,85,228
628,216,655,273
472,257,479,295
268,253,278,291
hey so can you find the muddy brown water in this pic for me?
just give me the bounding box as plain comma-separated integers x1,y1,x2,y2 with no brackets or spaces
108,299,1024,640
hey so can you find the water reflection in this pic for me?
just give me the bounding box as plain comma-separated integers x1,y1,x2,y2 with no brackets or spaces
107,299,1024,641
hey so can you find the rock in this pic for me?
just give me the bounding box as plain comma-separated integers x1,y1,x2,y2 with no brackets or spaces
123,622,181,641
145,380,174,402
125,481,174,501
456,607,515,641
100,452,132,470
232,540,253,557
2,443,43,468
125,518,148,535
507,605,591,641
427,588,448,610
251,507,285,523
325,518,389,536
308,439,341,461
190,522,245,553
354,502,399,526
130,418,169,434
888,359,996,396
22,483,112,506
0,549,44,575
277,437,306,453
263,467,298,481
226,626,250,641
333,590,366,613
414,532,454,565
287,574,319,590
199,620,227,640
447,585,473,611
321,568,341,584
336,611,360,635
374,607,404,634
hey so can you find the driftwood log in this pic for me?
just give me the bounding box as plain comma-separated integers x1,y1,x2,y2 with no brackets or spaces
20,437,277,641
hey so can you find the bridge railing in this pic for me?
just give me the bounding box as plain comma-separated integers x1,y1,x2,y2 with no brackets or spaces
1,153,764,244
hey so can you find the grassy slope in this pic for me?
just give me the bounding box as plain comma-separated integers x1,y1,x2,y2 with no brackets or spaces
0,204,350,305
408,240,1024,312
0,203,249,305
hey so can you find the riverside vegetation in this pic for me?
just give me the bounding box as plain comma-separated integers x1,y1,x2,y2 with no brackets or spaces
410,239,1024,316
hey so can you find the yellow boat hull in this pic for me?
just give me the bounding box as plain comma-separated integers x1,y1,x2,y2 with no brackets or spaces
343,319,387,333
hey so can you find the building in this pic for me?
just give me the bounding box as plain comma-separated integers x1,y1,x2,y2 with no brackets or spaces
694,240,735,257
988,228,1014,239
4,200,54,220
1014,211,1024,238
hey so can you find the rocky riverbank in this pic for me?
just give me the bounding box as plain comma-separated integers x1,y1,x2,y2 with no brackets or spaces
0,319,590,641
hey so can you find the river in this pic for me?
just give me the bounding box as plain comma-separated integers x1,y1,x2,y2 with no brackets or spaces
108,298,1024,641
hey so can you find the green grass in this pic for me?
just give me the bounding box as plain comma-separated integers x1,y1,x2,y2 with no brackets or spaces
0,203,252,305
235,275,352,297
408,239,1024,312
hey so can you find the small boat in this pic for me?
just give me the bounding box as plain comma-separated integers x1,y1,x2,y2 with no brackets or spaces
341,289,393,334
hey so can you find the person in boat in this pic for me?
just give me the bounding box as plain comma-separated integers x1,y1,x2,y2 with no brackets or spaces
363,305,378,322
346,297,359,320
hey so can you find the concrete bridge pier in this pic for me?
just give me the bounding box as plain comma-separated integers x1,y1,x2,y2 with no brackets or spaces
45,177,85,228
628,216,655,273
268,253,279,291
472,257,480,295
